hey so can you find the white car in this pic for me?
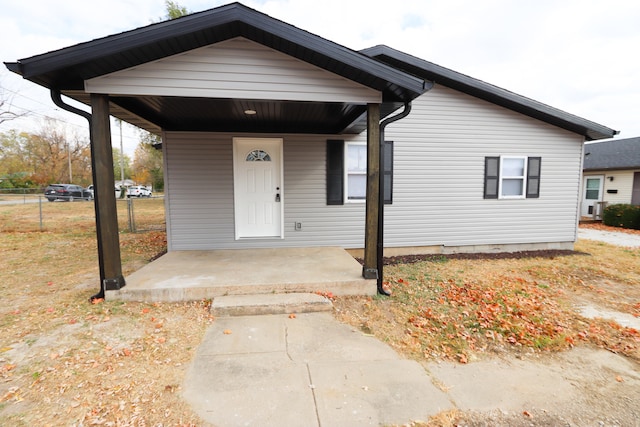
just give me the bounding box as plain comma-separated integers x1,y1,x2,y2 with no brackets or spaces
87,185,124,199
127,185,152,198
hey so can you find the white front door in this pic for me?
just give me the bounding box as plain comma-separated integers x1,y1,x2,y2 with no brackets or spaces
233,138,283,239
581,175,604,217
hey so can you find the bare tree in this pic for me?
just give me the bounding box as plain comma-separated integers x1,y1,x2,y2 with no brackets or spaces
0,85,26,125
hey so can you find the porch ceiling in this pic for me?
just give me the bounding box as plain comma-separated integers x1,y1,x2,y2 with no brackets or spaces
64,91,405,135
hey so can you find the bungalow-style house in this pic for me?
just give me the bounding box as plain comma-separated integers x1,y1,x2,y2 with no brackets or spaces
582,137,640,218
5,3,617,298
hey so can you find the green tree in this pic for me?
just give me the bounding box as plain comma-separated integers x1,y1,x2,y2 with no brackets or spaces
112,148,132,182
165,1,190,19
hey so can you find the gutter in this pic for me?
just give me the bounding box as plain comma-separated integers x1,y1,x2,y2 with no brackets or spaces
50,89,105,302
376,102,412,295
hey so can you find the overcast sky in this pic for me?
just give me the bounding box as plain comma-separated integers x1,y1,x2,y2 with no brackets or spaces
2,0,639,155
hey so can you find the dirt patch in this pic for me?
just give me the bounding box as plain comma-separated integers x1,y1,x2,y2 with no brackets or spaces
381,249,587,265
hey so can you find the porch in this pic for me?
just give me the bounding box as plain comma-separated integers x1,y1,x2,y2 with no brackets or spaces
106,247,376,303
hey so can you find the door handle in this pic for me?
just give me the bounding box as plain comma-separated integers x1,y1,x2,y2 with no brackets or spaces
275,193,280,202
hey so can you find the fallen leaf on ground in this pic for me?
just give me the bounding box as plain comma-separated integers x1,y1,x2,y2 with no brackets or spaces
288,313,296,319
223,329,232,335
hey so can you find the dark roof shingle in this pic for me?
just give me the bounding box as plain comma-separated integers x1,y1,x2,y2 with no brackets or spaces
584,137,640,170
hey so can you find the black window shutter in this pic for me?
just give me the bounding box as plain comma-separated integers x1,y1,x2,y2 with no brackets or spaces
326,140,344,205
526,157,541,198
383,141,393,204
484,156,500,199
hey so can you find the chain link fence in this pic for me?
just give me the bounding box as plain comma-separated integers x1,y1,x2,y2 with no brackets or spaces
0,188,165,233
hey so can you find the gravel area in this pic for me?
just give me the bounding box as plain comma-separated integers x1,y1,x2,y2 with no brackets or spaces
578,228,640,247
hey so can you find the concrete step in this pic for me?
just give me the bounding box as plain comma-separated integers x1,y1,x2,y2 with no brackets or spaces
211,292,333,317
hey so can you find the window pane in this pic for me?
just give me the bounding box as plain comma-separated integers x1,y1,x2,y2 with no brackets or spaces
585,189,599,200
586,178,600,190
348,145,367,172
348,174,366,199
502,178,523,196
502,158,525,177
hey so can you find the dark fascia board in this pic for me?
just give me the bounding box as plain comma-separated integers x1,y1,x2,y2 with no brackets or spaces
5,3,427,102
362,45,618,141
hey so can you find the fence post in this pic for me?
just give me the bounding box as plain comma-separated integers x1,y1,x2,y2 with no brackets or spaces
39,196,43,231
127,197,137,233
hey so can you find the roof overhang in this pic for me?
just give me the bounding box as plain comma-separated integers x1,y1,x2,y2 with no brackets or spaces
361,45,618,141
5,3,428,135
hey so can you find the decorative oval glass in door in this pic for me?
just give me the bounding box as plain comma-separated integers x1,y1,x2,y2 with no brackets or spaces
246,150,271,162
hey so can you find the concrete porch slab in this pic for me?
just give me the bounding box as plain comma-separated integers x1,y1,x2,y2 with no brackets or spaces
107,247,376,302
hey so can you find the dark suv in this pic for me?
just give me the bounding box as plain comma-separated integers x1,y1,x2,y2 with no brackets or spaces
44,184,91,202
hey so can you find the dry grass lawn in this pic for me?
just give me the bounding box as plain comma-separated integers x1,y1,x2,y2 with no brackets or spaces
1,200,639,426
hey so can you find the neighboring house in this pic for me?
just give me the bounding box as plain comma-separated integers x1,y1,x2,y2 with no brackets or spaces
6,3,617,294
582,137,640,217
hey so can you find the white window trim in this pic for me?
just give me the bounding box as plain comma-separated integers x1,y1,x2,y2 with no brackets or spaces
498,155,527,199
345,142,367,203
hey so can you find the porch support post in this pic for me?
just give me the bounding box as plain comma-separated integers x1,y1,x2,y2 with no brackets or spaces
91,93,125,294
363,103,381,279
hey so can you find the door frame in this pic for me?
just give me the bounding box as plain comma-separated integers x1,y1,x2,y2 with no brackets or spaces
232,137,284,240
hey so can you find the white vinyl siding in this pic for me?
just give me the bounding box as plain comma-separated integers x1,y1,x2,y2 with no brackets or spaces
85,37,381,104
380,85,583,248
164,85,584,252
165,132,366,251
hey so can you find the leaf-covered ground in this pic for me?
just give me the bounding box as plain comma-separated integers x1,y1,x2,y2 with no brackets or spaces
0,199,214,426
335,232,640,366
2,200,639,426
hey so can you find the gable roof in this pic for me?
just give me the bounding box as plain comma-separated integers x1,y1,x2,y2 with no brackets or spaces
584,137,640,171
5,2,427,135
361,45,618,141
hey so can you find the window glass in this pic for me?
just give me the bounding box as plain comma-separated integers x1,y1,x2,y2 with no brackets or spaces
585,178,600,200
500,157,526,198
246,150,271,161
347,144,367,201
348,175,367,199
502,179,523,196
347,145,367,172
502,158,525,176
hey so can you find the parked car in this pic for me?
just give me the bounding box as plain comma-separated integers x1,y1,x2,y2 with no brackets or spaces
127,185,152,198
87,185,123,199
44,184,92,202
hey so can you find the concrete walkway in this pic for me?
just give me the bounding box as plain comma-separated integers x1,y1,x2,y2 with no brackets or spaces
182,312,640,427
183,313,452,426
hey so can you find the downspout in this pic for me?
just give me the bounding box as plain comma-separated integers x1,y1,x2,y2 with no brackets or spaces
376,102,412,295
51,89,105,301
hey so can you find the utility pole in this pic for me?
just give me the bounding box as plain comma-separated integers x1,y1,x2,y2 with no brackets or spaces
67,142,72,182
119,119,125,184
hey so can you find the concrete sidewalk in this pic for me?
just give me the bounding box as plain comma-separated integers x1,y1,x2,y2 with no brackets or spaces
183,312,451,426
183,313,640,426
